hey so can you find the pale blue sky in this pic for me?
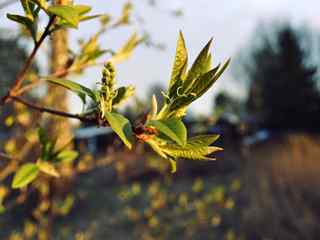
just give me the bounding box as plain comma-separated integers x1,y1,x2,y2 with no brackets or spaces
1,0,320,115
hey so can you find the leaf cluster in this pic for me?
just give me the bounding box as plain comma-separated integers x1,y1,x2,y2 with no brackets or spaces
12,128,78,189
6,1,230,175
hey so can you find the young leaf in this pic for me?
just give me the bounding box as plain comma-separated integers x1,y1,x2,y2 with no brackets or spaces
192,59,230,98
187,65,220,97
37,161,60,178
147,119,187,146
12,163,39,189
6,14,35,36
110,33,141,64
73,5,91,16
169,31,188,91
29,0,48,10
104,112,134,149
183,38,213,92
169,158,177,173
169,94,195,112
145,138,168,159
161,134,222,160
38,127,49,146
112,86,135,107
80,14,102,22
54,150,78,163
21,0,34,20
46,77,97,103
188,134,221,146
48,5,79,28
203,53,212,73
149,95,158,119
113,2,132,26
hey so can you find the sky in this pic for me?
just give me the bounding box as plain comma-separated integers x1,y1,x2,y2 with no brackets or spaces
1,0,320,115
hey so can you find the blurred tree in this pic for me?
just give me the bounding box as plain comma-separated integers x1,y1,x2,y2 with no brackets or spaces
213,91,243,117
0,36,28,98
240,24,320,130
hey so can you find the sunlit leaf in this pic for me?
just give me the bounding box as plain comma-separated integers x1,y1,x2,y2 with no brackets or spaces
193,58,230,98
113,2,132,26
161,134,222,160
55,150,78,163
48,5,79,28
30,0,48,10
112,86,135,107
147,119,187,146
104,112,134,149
73,5,91,16
37,161,60,178
46,77,97,103
110,33,141,64
183,38,212,92
12,163,39,189
20,0,34,20
169,158,177,173
169,31,188,92
6,14,36,40
187,65,220,97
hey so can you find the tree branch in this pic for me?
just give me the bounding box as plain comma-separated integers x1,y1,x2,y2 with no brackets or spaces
10,96,97,123
1,16,56,103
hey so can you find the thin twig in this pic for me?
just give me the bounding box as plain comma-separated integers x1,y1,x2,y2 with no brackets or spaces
1,16,56,103
10,96,97,123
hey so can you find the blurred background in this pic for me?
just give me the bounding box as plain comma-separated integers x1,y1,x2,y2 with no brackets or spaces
1,0,320,239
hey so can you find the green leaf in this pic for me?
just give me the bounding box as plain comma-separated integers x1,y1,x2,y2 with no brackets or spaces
0,203,5,214
104,112,134,149
145,138,168,159
192,58,230,98
38,127,48,146
46,77,97,103
168,59,187,99
12,163,39,189
112,86,135,107
187,65,220,97
188,134,221,146
38,127,56,161
37,161,60,177
76,36,106,65
114,2,132,26
161,134,222,160
80,14,102,22
148,119,187,146
169,158,177,173
48,5,79,28
29,0,48,10
204,53,212,73
169,31,188,91
73,5,91,16
111,33,141,64
169,94,195,112
54,150,78,163
7,13,36,41
183,38,212,92
7,13,33,26
21,0,34,20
